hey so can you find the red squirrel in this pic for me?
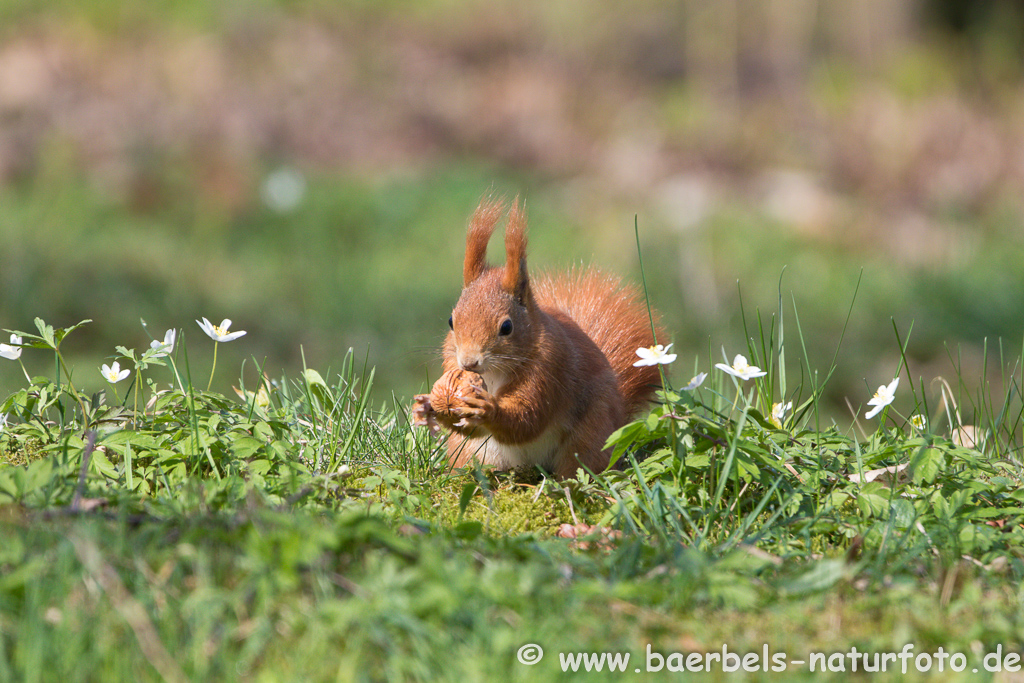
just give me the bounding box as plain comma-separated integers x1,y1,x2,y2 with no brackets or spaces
412,198,665,479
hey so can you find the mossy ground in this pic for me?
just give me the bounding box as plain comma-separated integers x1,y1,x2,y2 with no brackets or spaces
374,466,611,537
1,438,47,467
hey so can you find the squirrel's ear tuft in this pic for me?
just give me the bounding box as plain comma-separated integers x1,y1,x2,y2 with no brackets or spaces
463,198,503,286
502,197,531,306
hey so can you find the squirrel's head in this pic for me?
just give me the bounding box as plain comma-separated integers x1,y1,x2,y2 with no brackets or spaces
446,198,535,384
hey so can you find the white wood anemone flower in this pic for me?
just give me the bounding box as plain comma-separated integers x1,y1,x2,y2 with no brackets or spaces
101,361,130,384
715,354,767,381
864,377,900,419
149,329,177,357
682,372,708,391
634,343,677,367
771,401,793,428
197,318,247,343
0,334,22,360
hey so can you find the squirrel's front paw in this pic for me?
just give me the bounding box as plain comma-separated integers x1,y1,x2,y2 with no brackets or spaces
411,394,441,436
453,386,498,428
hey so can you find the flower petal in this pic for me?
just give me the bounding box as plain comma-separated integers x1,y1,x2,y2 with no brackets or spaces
714,362,737,376
197,318,219,341
682,372,707,391
864,404,884,419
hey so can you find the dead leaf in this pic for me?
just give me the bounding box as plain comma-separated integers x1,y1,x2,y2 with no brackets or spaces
848,462,909,485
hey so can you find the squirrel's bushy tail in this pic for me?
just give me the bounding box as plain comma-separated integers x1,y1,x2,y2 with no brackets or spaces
534,268,664,416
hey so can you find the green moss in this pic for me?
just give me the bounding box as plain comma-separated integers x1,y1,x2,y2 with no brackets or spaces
427,470,611,537
1,438,48,467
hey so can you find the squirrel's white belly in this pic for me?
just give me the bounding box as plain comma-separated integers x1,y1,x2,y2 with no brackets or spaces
481,369,507,395
461,424,564,470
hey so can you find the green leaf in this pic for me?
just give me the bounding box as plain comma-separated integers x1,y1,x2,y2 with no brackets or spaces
458,482,478,517
303,368,327,388
231,435,264,460
780,559,850,595
958,523,995,553
254,421,275,442
682,454,710,469
0,458,55,500
930,492,951,521
34,317,55,347
909,447,944,484
101,431,162,450
247,459,273,477
91,449,119,478
605,420,653,460
889,498,916,529
855,482,890,517
303,368,334,410
53,319,92,346
735,455,760,481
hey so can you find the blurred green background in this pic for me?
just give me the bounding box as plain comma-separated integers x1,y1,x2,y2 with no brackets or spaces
2,0,1023,419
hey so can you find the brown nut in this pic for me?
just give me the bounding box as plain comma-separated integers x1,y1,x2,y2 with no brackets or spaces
430,369,486,416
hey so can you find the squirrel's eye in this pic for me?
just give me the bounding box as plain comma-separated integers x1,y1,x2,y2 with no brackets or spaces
498,318,513,336
448,316,454,330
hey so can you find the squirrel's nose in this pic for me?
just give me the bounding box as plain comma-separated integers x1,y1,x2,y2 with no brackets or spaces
459,355,482,373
